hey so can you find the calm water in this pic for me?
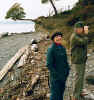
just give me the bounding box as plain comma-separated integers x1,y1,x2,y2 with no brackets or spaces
0,32,42,87
0,20,37,86
0,20,35,33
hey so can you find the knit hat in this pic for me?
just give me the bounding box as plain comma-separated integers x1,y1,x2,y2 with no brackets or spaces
51,32,63,40
74,21,84,28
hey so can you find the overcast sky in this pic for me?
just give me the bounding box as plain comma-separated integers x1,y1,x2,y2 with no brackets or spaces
0,0,78,21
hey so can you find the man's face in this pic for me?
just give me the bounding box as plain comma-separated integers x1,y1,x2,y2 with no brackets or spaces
54,35,62,44
84,26,89,34
75,27,84,34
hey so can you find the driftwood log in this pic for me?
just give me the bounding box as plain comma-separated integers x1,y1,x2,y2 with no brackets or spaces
31,75,40,89
0,45,29,81
25,74,40,96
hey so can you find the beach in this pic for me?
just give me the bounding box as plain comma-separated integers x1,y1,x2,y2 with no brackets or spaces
0,20,35,68
0,32,43,70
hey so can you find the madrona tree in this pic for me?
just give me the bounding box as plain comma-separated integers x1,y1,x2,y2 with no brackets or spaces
5,3,26,21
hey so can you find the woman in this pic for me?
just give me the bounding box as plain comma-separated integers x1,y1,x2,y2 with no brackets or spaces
46,32,70,100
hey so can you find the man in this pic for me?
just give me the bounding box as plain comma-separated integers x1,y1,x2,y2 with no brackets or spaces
70,21,88,100
46,32,70,100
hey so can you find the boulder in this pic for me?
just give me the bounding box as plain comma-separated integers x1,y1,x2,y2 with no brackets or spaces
8,33,12,36
31,39,38,45
31,44,38,52
31,60,35,65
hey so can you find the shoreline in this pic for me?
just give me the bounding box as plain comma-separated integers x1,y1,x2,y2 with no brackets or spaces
0,31,35,38
0,31,46,69
0,37,94,100
0,31,47,87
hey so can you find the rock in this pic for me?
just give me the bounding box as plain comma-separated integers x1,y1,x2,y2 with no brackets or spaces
87,53,91,57
31,60,35,65
8,33,12,36
45,34,50,41
46,93,50,98
30,56,34,59
0,32,8,38
31,39,38,45
31,44,38,52
35,56,42,61
46,35,50,39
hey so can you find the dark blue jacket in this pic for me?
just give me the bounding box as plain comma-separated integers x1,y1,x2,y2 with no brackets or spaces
46,43,70,81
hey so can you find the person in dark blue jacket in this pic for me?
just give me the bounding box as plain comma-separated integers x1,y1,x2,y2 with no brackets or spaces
46,32,70,100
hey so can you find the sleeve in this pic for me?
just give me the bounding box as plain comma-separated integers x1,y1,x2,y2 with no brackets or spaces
46,48,56,72
65,49,71,77
64,49,70,71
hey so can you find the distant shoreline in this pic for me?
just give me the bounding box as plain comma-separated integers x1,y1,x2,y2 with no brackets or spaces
0,31,34,38
0,20,35,34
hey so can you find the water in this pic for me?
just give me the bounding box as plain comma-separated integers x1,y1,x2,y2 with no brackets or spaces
0,32,42,87
0,32,42,69
0,20,35,33
0,20,39,86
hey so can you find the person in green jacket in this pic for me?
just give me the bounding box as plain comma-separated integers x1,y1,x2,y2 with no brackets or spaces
70,21,88,100
46,32,70,100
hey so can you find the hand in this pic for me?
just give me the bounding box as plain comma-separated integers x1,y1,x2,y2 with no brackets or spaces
84,26,89,34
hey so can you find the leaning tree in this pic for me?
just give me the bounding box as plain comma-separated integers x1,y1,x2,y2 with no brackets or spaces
5,3,26,21
5,2,36,22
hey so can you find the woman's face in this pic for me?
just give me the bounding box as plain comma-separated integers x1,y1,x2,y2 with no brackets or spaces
53,35,62,44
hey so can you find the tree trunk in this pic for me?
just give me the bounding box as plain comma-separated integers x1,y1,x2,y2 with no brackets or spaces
17,19,41,24
49,0,58,15
17,18,35,22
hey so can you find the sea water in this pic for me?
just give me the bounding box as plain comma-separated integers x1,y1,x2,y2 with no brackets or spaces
0,20,35,33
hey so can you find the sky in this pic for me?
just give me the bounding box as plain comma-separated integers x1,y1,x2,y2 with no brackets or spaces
0,0,78,21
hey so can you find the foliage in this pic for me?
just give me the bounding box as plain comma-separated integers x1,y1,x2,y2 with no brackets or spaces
5,3,26,20
67,0,94,26
41,0,48,3
78,0,94,7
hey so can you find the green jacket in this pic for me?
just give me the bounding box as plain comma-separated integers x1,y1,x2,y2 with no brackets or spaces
70,33,88,64
46,43,70,81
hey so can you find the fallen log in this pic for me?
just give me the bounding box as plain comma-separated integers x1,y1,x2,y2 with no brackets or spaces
0,45,29,81
31,75,40,88
26,75,40,96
